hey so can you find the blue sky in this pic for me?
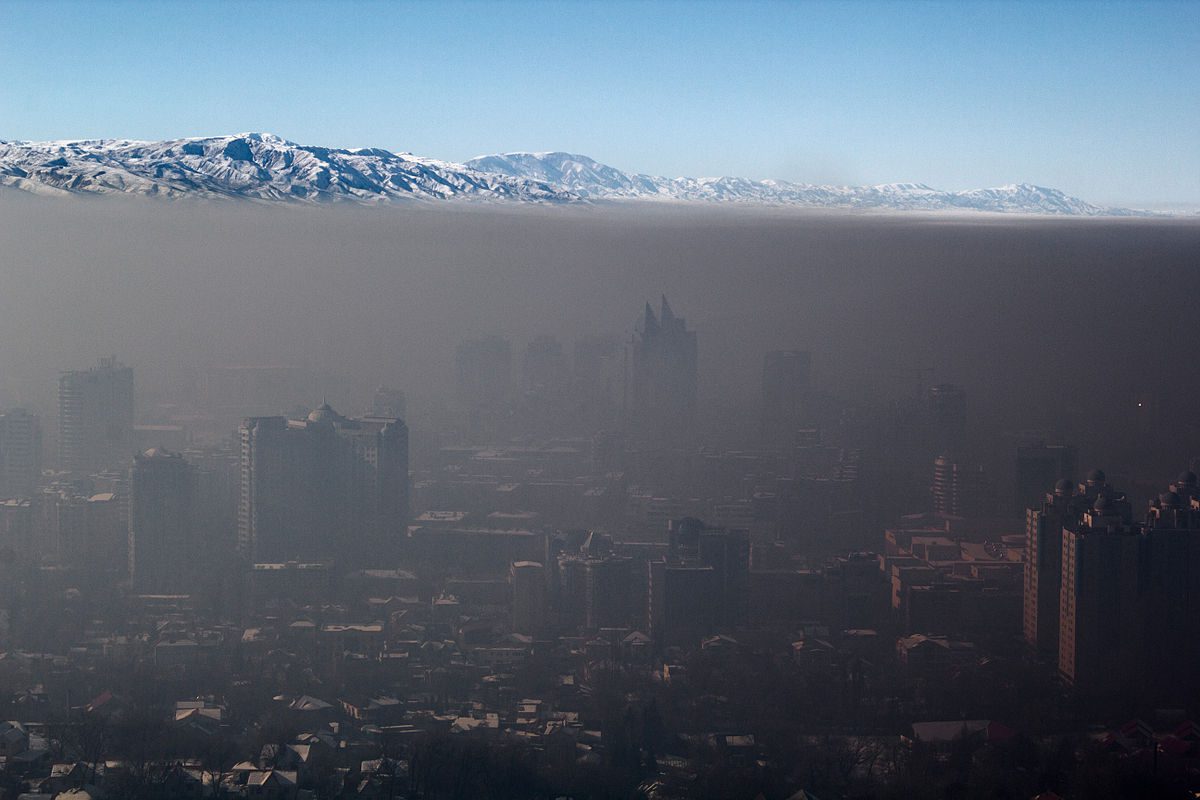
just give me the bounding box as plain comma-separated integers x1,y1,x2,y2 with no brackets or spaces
1,0,1196,206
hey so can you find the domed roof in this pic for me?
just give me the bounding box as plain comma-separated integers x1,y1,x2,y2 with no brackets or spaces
1054,478,1074,496
1086,468,1106,484
307,402,339,424
1177,471,1198,488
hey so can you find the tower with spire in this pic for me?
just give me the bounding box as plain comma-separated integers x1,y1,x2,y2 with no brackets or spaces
629,296,698,441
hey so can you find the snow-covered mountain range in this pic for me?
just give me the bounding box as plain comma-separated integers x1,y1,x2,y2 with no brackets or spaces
0,133,569,203
0,133,1139,215
467,151,1127,215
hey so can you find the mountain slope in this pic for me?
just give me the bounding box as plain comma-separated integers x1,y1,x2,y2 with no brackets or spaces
0,133,571,203
466,151,1126,215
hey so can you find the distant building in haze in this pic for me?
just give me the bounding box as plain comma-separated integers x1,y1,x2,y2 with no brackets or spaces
761,350,811,446
522,336,568,397
648,517,748,646
510,560,547,635
0,409,42,498
931,454,993,517
371,386,406,419
129,447,196,593
573,335,623,429
455,336,513,406
630,297,697,441
238,404,409,566
58,357,134,473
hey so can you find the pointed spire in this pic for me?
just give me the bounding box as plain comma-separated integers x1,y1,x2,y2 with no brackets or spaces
660,294,675,324
641,301,659,336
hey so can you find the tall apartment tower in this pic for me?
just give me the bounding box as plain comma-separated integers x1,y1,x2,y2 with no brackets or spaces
129,447,196,593
630,297,698,441
1141,471,1200,688
761,350,812,446
0,409,42,498
1058,473,1141,694
58,357,134,473
238,404,409,566
1023,477,1089,657
1022,469,1200,696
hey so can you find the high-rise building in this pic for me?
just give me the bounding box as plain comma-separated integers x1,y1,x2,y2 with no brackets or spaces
1023,469,1200,695
1058,479,1142,694
1140,472,1200,689
238,404,409,566
761,350,812,446
0,409,42,498
630,297,697,441
1023,477,1089,657
58,357,134,473
510,560,547,635
931,454,993,517
129,447,196,593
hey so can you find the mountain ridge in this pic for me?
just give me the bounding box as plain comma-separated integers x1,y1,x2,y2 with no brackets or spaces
0,133,1147,215
466,151,1138,215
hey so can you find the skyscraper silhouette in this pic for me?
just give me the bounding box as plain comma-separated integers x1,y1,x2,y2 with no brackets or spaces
630,296,697,442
